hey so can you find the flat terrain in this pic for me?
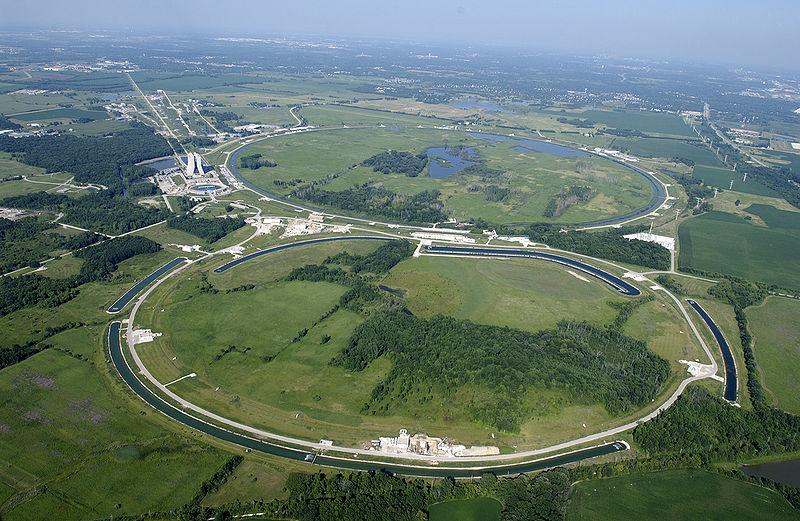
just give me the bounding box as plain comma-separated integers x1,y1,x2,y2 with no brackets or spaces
138,239,694,451
748,296,800,414
679,204,800,290
428,497,502,521
566,469,799,521
0,251,227,520
237,126,652,224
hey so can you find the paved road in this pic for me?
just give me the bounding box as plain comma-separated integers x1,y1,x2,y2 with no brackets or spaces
111,234,725,473
226,126,668,230
107,321,627,477
687,299,737,401
213,236,391,273
107,257,187,313
424,245,641,296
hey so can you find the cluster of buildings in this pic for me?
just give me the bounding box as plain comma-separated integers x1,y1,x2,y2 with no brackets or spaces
370,429,499,458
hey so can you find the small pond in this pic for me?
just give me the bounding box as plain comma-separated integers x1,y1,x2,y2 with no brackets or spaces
425,146,478,179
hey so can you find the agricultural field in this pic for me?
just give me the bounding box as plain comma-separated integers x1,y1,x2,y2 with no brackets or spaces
578,109,696,138
235,126,653,225
692,164,780,197
679,204,800,290
609,136,724,167
748,297,800,415
566,469,799,520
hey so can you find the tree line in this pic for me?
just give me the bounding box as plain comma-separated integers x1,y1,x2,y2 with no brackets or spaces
0,123,172,188
362,150,429,177
0,235,160,317
525,223,671,270
294,184,448,223
2,188,170,236
332,312,670,431
167,214,246,243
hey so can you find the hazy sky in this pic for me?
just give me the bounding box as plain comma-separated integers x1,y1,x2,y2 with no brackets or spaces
2,0,799,72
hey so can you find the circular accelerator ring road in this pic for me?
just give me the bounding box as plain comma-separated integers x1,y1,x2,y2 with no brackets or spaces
225,126,669,230
113,238,660,471
110,237,639,475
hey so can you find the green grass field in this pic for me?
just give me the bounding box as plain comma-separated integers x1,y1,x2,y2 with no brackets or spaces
237,126,652,224
580,109,695,138
136,239,692,451
0,249,230,520
567,470,799,520
609,136,724,167
0,152,45,180
692,164,780,197
748,296,800,414
10,107,108,122
428,497,502,521
679,206,800,290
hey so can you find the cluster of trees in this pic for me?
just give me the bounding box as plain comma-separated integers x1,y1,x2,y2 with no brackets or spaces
190,469,571,521
362,150,429,177
239,153,277,169
543,185,593,218
557,116,596,128
668,172,715,209
0,321,84,370
333,312,669,430
707,278,768,406
323,239,412,273
633,386,800,460
0,114,21,130
2,189,170,236
0,217,68,273
655,274,686,295
0,124,172,187
200,110,240,122
294,184,448,223
286,264,388,314
484,185,512,202
0,235,160,316
167,214,245,243
184,136,215,147
695,123,800,208
525,223,671,270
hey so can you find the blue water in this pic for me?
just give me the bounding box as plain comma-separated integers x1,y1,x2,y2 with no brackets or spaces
147,157,182,171
193,184,224,192
472,133,586,158
425,146,478,179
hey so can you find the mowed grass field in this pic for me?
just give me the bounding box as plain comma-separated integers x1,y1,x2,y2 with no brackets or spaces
236,126,652,224
0,251,230,520
383,255,625,332
428,497,502,521
679,204,800,290
566,470,799,521
748,297,800,415
141,240,692,450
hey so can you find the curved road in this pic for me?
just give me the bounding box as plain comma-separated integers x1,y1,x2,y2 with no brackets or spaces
423,245,641,296
109,321,628,477
226,126,669,230
107,257,188,313
109,235,726,472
